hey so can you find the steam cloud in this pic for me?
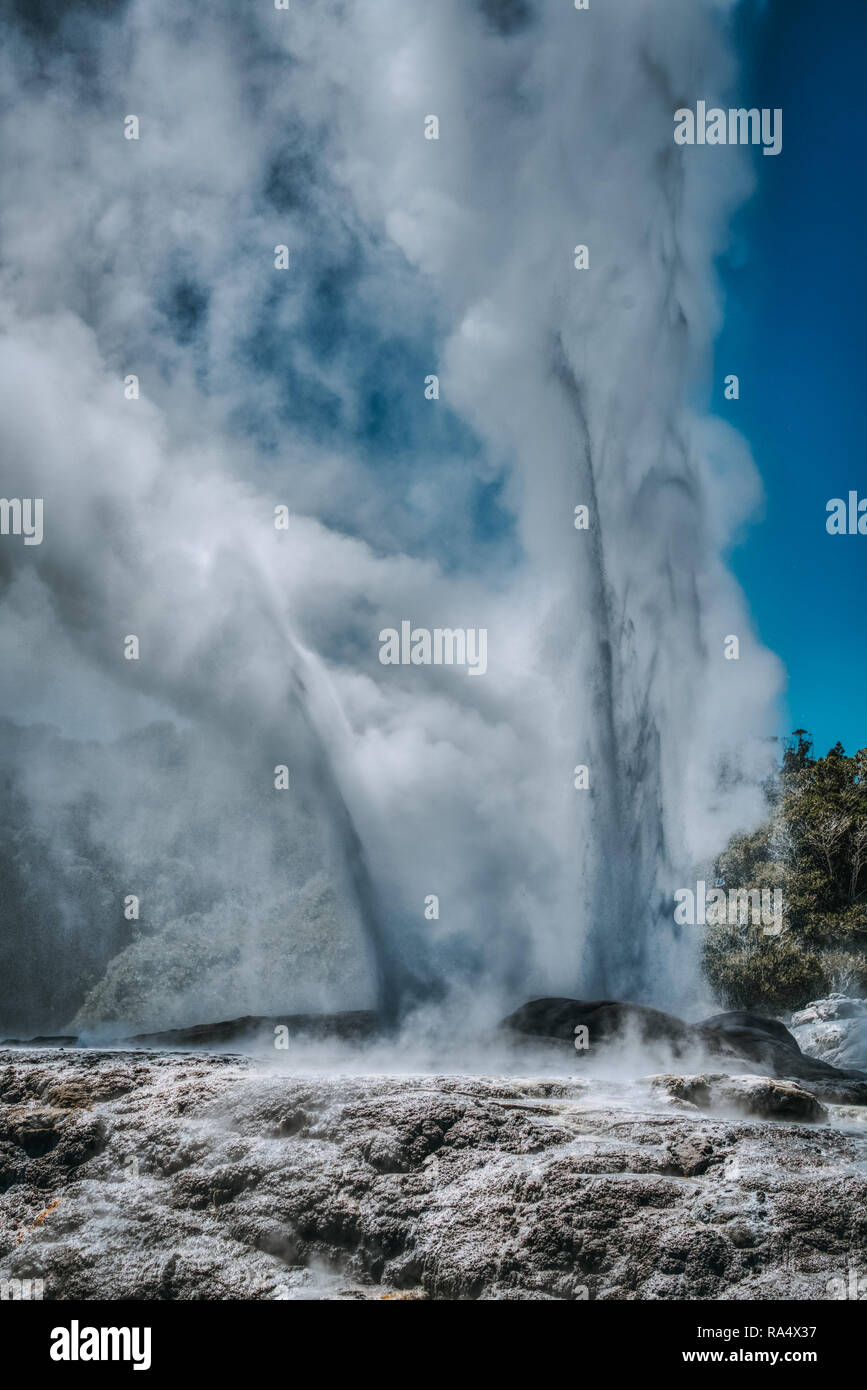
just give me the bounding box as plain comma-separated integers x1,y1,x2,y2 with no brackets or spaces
0,0,783,1037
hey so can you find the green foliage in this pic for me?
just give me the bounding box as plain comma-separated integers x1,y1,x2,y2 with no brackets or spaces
703,927,826,1012
703,731,867,1011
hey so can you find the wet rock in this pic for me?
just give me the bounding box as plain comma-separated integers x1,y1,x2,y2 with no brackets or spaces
662,1134,718,1177
0,1096,106,1193
788,996,867,1071
792,995,867,1025
699,1010,802,1051
646,1074,828,1123
798,1077,867,1106
0,1106,65,1159
126,1010,380,1049
502,998,696,1051
2,1013,382,1052
697,1016,856,1086
726,1220,759,1248
1,1050,864,1301
501,997,867,1102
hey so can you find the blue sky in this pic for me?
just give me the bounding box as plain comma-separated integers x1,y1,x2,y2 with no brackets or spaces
715,0,867,759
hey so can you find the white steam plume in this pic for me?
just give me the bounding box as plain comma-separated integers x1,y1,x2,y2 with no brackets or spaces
0,0,782,1035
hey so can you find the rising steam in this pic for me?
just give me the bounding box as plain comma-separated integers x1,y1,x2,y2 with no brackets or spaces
0,0,782,1037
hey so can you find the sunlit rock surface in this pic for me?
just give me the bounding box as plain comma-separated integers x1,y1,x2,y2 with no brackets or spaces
789,996,867,1072
2,1050,866,1301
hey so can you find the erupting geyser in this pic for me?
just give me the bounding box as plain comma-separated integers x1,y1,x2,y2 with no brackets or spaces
0,0,781,1038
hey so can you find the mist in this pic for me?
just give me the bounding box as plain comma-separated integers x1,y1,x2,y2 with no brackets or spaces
0,0,783,1039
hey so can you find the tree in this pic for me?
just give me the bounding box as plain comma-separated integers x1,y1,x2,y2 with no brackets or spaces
781,728,814,775
703,731,867,1009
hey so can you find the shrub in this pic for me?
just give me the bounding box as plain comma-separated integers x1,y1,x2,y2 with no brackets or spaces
702,925,826,1013
703,731,867,1011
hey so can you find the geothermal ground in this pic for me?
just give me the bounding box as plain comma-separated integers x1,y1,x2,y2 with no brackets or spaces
2,1038,866,1301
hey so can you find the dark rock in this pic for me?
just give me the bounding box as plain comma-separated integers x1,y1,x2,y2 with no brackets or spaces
0,1106,64,1158
662,1134,718,1176
501,997,867,1103
699,1011,801,1051
698,1023,865,1085
797,1078,867,1107
125,1010,380,1049
502,998,695,1051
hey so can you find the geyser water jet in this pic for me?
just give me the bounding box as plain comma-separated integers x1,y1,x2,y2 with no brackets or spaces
0,0,782,1037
